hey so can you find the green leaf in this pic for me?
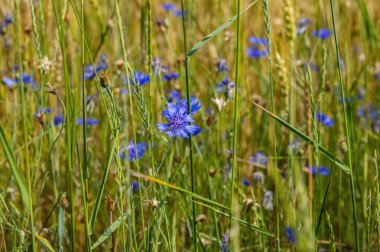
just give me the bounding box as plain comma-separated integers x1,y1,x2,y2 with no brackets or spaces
91,213,128,250
89,140,117,234
0,126,30,212
36,234,56,252
187,0,258,57
250,100,350,174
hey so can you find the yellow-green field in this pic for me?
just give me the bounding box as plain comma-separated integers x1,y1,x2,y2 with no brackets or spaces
0,0,380,251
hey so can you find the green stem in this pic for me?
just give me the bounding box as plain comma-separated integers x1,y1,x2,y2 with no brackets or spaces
329,0,358,250
180,0,197,250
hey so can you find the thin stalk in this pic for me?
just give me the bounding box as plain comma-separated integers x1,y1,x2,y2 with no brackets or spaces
229,0,241,234
81,0,91,249
329,0,358,250
180,0,197,250
262,0,280,250
14,0,36,250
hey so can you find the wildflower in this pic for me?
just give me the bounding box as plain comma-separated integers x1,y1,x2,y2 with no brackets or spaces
180,96,202,114
119,141,148,161
38,56,54,73
162,72,179,82
0,14,12,35
249,151,268,167
76,118,100,126
285,227,297,245
84,62,107,80
131,180,139,192
157,101,201,138
242,178,251,187
150,198,159,209
296,18,311,35
216,58,228,73
152,58,163,76
215,78,235,99
253,171,265,183
167,90,181,103
246,36,269,59
357,105,378,120
262,191,273,210
212,97,227,112
312,28,332,40
54,116,64,126
162,3,175,11
316,112,334,127
3,72,38,89
220,233,229,252
306,165,331,176
129,71,150,85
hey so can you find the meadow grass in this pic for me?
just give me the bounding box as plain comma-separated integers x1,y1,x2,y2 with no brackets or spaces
0,0,379,251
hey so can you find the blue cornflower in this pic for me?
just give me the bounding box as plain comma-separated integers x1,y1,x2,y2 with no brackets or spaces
2,72,38,89
0,14,12,35
246,36,269,59
162,3,175,11
180,96,202,114
316,112,334,127
76,118,100,126
312,28,332,40
119,141,148,161
306,165,331,176
129,71,150,85
375,72,380,81
242,178,251,187
216,59,228,73
285,227,297,245
37,108,54,114
215,78,235,99
253,172,265,183
162,72,179,82
249,151,268,167
54,116,64,126
173,9,186,17
84,62,107,80
220,233,229,252
157,102,201,138
296,18,311,35
357,105,378,120
167,90,181,103
131,180,139,192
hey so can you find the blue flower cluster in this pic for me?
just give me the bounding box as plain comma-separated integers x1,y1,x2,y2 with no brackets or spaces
162,3,186,17
246,37,269,59
119,141,148,161
316,112,334,127
3,72,38,89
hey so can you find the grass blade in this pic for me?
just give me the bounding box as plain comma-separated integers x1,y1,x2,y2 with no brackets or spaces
35,234,56,252
0,126,29,212
250,101,350,173
89,140,117,234
130,170,229,211
91,213,128,250
187,0,258,57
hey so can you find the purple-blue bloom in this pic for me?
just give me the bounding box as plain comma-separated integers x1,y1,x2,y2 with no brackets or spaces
76,118,100,126
357,105,378,120
316,112,334,127
296,18,311,35
167,90,181,103
162,72,179,82
131,180,139,192
249,151,268,167
306,165,331,176
312,28,332,40
215,78,235,99
285,227,297,245
2,73,38,89
181,96,202,114
246,37,269,59
119,141,148,161
54,116,64,126
129,71,150,85
0,14,12,35
84,62,107,80
162,3,175,11
242,178,251,187
157,101,201,138
216,59,228,73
